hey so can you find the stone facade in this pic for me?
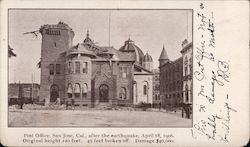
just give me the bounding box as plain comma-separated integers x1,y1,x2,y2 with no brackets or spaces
180,40,193,105
39,22,153,107
158,40,193,118
159,55,183,109
152,69,160,105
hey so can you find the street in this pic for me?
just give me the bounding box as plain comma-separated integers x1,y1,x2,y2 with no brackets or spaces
9,108,192,127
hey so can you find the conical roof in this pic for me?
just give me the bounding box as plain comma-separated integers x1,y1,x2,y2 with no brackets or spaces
159,45,169,60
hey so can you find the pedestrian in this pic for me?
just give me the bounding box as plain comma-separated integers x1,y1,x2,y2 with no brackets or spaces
159,101,161,111
19,98,24,109
66,100,69,110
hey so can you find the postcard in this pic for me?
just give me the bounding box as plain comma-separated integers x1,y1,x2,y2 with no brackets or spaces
0,0,249,146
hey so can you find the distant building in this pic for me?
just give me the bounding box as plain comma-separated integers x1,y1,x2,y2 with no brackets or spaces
180,39,193,118
39,22,153,106
152,69,160,105
8,83,40,104
159,46,183,109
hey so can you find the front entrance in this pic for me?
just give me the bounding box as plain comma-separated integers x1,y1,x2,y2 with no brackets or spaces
50,85,59,102
99,84,109,102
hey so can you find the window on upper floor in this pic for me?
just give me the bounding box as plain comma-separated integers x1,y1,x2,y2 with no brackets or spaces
185,66,188,76
56,64,60,74
119,66,129,78
82,62,88,73
143,85,147,95
75,61,80,74
49,64,54,75
68,62,73,74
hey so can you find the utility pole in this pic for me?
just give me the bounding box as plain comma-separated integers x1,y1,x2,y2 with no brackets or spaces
31,74,33,104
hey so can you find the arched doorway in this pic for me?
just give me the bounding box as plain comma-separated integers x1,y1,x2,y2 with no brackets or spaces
99,84,109,102
50,85,59,102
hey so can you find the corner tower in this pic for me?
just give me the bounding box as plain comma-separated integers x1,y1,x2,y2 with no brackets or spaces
65,43,96,107
39,21,75,105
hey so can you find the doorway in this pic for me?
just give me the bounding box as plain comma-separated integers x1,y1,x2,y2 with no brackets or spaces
50,85,59,102
99,84,109,102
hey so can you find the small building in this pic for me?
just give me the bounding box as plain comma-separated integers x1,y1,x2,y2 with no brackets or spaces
158,46,183,110
180,39,193,118
152,69,160,106
8,83,40,105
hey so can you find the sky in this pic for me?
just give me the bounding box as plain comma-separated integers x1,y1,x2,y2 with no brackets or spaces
8,9,192,84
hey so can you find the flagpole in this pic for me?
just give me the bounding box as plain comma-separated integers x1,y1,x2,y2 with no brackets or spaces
109,10,111,47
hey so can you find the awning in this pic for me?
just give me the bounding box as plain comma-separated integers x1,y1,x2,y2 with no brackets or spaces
74,84,81,93
67,85,73,93
82,84,88,93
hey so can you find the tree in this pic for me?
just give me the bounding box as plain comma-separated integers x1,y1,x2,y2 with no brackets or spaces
8,45,16,58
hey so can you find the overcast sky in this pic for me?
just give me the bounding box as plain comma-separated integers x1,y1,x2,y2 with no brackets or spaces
8,9,192,84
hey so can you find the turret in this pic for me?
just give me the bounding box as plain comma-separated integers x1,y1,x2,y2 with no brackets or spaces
158,45,169,67
143,52,153,71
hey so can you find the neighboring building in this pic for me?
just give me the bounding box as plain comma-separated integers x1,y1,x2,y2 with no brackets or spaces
152,69,160,106
180,39,193,118
8,83,40,104
159,46,183,110
39,22,153,106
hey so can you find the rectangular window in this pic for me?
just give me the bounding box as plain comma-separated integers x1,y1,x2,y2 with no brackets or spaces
75,61,80,73
56,64,60,74
49,64,54,75
119,67,123,77
68,62,71,74
185,66,188,76
143,85,147,95
120,66,128,78
82,62,88,73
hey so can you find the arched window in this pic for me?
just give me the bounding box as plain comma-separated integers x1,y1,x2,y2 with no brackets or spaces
67,84,73,98
185,84,189,102
82,83,88,98
119,87,127,100
74,83,81,98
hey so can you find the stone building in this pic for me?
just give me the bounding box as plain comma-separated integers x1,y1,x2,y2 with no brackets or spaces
159,46,183,109
180,39,193,118
152,69,160,106
39,22,153,106
8,83,40,105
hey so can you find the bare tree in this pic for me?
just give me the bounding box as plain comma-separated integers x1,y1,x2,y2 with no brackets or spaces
8,45,16,58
